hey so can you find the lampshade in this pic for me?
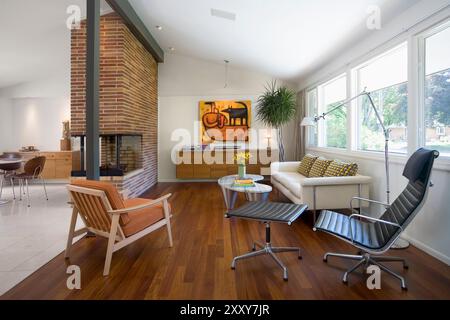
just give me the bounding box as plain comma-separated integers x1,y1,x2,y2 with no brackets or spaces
300,117,317,127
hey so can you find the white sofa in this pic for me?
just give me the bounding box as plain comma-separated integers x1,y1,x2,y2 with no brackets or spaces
271,161,372,218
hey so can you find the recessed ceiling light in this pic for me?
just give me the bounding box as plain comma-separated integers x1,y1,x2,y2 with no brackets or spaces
155,25,163,30
169,47,175,52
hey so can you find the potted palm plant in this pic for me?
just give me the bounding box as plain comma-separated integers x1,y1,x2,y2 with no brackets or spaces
257,81,297,162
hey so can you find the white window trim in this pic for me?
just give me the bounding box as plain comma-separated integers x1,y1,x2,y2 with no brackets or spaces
316,73,347,149
352,42,408,154
416,18,450,160
305,88,318,147
303,16,450,169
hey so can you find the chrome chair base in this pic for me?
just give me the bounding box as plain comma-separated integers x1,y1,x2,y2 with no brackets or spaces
324,252,409,290
231,241,302,281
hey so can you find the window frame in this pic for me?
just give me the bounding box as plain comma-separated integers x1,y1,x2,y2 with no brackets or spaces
316,73,348,149
306,87,318,147
303,17,450,168
353,42,409,154
416,19,450,158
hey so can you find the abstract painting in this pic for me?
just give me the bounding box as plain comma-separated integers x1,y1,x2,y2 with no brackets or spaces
199,100,251,143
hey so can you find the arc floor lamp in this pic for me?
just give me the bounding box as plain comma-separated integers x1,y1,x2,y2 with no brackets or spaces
301,90,410,249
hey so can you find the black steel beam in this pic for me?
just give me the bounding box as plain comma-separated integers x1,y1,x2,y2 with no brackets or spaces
106,0,164,63
86,0,100,180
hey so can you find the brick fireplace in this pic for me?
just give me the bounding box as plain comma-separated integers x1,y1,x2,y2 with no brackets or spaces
71,13,158,197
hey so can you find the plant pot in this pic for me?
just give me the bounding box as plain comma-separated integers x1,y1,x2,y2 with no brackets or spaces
238,164,246,179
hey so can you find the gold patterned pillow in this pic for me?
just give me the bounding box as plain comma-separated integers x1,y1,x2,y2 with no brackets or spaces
324,161,358,177
309,157,333,177
345,163,358,176
297,154,318,177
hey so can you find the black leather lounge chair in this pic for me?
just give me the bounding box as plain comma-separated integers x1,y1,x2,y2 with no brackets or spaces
314,148,439,290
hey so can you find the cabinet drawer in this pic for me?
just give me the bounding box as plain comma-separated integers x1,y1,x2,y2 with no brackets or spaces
211,165,228,179
41,160,56,179
227,165,239,176
193,165,210,178
55,159,72,178
55,153,72,160
40,153,56,160
247,165,261,175
176,164,194,179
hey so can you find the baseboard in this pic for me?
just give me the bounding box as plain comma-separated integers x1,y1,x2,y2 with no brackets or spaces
402,234,450,266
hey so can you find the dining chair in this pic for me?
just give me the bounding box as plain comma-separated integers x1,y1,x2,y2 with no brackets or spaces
11,156,48,207
0,154,23,200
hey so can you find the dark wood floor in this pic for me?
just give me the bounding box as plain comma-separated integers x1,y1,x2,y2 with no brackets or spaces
2,182,450,300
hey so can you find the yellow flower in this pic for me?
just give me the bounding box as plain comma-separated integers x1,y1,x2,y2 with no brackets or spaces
234,152,251,164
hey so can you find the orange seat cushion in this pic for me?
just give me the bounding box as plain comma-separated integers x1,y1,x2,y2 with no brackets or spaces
71,180,131,226
121,198,166,237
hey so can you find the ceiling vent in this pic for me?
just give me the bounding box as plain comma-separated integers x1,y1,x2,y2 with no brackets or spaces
210,8,236,21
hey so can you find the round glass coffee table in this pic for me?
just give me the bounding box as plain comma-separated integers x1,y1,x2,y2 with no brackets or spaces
218,174,272,210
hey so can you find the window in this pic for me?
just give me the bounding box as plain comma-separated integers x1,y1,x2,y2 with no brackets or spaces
307,88,318,146
436,126,445,136
424,22,450,157
354,43,408,153
318,75,347,149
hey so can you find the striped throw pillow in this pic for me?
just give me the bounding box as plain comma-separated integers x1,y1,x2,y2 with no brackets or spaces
297,154,318,177
309,157,333,177
324,161,358,177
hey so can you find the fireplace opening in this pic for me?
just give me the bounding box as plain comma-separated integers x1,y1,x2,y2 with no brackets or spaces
71,134,143,177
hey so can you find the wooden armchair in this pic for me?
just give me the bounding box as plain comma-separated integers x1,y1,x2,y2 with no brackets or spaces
65,180,173,276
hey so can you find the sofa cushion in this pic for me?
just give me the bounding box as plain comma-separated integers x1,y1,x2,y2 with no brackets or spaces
297,154,318,177
324,161,358,177
309,157,333,177
272,172,305,199
71,179,131,226
121,198,166,237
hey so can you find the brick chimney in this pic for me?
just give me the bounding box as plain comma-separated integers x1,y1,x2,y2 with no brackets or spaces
71,13,158,196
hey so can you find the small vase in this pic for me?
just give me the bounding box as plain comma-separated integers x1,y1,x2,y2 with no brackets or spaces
238,164,246,179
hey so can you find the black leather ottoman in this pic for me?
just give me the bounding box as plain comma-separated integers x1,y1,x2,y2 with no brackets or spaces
226,201,308,280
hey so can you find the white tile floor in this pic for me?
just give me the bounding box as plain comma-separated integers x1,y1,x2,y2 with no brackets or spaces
0,183,83,295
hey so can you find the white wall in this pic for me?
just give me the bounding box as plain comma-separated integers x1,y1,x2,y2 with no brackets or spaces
158,54,297,181
297,0,450,90
0,74,70,153
8,98,70,151
298,1,450,265
0,73,70,99
0,98,13,151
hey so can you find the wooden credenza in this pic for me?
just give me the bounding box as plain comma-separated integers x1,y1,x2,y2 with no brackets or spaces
176,149,273,179
16,151,73,179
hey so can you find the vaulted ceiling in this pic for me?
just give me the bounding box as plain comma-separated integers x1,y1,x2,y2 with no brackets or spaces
130,0,421,81
0,0,423,89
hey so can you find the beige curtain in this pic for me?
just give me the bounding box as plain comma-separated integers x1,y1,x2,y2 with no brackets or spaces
294,90,307,161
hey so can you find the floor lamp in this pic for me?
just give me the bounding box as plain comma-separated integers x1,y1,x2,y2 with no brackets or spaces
301,90,409,249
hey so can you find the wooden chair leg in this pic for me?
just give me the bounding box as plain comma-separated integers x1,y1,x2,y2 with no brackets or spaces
103,215,120,276
65,208,79,259
163,200,173,247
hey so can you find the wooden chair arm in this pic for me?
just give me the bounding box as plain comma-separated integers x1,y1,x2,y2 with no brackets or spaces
107,193,172,215
119,189,130,200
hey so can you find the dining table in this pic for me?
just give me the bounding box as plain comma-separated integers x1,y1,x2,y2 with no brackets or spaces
0,159,25,205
